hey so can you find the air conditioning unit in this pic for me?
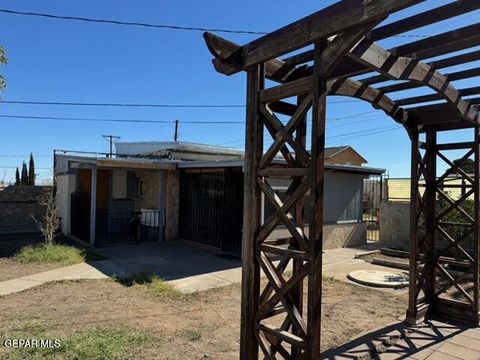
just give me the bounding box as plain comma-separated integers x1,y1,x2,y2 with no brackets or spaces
141,209,160,227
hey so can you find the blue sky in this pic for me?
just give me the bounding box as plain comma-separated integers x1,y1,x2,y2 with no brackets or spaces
0,0,479,183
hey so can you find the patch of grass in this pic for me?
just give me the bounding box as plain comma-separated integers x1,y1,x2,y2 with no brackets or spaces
115,272,188,300
3,326,154,360
177,328,203,342
15,244,104,266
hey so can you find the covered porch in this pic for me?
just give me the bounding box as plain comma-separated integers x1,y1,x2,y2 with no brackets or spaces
56,155,178,247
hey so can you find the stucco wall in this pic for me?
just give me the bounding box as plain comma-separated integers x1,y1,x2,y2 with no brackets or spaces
56,174,76,234
379,201,410,250
165,170,179,242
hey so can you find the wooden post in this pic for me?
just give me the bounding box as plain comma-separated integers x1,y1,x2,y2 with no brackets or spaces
239,64,264,360
89,167,97,247
474,126,480,320
424,130,437,304
306,41,327,359
407,125,424,323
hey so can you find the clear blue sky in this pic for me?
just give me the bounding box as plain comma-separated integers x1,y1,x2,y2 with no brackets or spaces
0,0,479,183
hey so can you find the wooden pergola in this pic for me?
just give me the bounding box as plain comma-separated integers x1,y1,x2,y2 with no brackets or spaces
203,1,480,358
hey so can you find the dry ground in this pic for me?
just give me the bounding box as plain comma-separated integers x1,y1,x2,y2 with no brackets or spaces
0,259,61,282
0,277,407,359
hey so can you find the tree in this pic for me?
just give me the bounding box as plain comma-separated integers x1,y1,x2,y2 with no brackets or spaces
21,161,28,185
15,168,20,186
28,153,35,185
0,46,6,93
33,186,60,245
452,158,475,174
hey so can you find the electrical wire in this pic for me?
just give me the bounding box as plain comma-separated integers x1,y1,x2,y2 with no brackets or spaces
0,9,267,35
0,99,360,108
0,8,431,38
0,114,244,124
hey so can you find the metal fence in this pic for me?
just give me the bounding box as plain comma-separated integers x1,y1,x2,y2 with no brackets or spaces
363,175,388,242
95,210,162,246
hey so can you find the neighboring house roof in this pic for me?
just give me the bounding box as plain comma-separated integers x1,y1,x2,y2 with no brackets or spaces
116,141,368,165
115,141,244,158
324,146,368,165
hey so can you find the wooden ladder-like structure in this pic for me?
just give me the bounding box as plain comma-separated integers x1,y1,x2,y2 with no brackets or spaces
204,1,480,358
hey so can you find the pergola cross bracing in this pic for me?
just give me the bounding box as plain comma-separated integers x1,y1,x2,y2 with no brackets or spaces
203,1,480,358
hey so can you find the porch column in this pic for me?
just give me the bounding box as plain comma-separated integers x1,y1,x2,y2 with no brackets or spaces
90,167,97,247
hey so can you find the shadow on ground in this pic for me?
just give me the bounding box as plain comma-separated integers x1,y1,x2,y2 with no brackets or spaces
90,241,242,281
321,320,472,359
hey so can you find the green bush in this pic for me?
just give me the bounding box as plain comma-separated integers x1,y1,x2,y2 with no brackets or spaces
15,244,104,266
436,194,475,255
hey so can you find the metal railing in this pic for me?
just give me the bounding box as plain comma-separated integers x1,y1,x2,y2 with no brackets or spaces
95,210,162,246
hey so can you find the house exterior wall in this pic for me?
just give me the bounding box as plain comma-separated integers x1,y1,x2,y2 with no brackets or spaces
267,171,366,224
132,170,161,212
268,223,367,249
56,174,76,234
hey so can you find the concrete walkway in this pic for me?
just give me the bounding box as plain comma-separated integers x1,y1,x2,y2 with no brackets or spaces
0,261,111,296
321,320,480,359
0,243,404,296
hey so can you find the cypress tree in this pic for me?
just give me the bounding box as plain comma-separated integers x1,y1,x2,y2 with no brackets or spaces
15,167,20,186
21,161,28,185
28,153,35,185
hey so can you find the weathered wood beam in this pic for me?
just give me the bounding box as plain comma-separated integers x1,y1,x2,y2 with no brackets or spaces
204,0,423,74
409,97,480,114
347,39,479,123
331,23,480,80
369,0,480,41
361,49,480,86
397,86,480,106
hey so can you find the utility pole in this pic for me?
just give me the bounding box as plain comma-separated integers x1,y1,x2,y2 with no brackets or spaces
174,119,179,142
102,135,121,158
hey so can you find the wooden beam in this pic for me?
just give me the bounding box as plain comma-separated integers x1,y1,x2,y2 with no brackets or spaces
397,86,480,106
369,0,480,41
204,0,423,73
331,23,480,80
361,49,480,86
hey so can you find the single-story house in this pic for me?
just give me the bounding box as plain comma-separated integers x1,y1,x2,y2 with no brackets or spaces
54,141,384,253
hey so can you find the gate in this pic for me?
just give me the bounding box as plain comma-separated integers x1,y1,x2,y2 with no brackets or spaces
363,174,387,242
178,169,244,254
70,192,91,242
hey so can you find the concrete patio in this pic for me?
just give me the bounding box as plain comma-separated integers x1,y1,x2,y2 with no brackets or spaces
321,320,480,360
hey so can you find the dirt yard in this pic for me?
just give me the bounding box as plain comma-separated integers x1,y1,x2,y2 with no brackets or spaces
0,259,61,282
0,277,407,359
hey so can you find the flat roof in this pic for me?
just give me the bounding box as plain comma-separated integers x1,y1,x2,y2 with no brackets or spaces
178,159,385,175
57,154,385,175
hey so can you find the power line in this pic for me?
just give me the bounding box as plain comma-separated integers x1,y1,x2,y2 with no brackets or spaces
0,114,245,124
0,100,246,108
0,99,359,108
0,8,431,38
0,8,267,35
0,110,382,124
